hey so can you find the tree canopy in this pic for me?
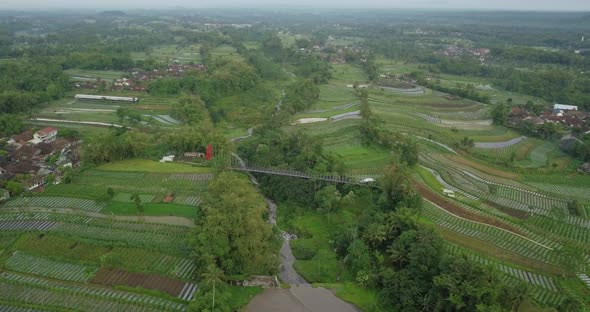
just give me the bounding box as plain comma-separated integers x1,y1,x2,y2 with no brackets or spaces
189,172,279,276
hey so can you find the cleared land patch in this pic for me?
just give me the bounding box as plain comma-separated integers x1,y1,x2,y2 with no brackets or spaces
92,267,191,298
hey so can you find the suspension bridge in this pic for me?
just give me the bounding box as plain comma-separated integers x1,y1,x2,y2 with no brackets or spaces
227,153,379,185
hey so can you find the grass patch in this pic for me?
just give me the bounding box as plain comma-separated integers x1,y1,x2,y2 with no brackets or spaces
558,277,590,306
529,142,556,167
226,286,264,310
331,64,369,82
314,282,381,312
11,234,194,279
445,154,521,180
97,159,214,173
415,165,444,191
329,145,392,170
279,203,359,283
103,202,198,218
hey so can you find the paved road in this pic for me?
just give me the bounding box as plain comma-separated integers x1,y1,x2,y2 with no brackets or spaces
247,196,359,312
234,152,360,311
380,85,425,95
231,127,254,142
290,286,359,312
248,288,310,312
414,135,458,154
475,136,527,149
279,239,308,285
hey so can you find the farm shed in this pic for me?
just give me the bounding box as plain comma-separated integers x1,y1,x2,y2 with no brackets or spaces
553,104,578,111
75,94,139,103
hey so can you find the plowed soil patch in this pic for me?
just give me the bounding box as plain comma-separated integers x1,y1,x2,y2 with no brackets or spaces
415,183,525,236
445,155,520,180
92,268,185,296
482,200,529,220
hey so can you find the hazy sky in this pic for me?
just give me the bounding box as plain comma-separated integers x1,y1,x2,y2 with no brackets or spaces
1,0,590,11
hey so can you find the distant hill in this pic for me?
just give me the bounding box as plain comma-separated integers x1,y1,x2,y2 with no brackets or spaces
99,11,127,17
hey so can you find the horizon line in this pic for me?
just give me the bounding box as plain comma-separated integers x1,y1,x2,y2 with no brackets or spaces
0,6,589,13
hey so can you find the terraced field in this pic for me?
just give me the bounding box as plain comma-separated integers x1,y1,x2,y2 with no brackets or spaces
41,169,213,208
446,244,564,306
135,44,203,64
4,197,106,212
0,272,188,311
5,251,97,282
292,61,590,308
423,201,556,264
0,206,197,310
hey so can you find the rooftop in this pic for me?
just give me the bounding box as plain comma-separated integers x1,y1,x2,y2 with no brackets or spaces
554,104,578,110
12,129,33,143
36,127,58,137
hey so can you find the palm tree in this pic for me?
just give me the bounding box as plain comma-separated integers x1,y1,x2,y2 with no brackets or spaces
130,193,143,216
508,282,529,311
201,264,224,310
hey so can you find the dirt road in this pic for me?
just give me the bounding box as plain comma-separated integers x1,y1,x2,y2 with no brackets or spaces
279,239,307,285
474,136,527,149
247,196,359,312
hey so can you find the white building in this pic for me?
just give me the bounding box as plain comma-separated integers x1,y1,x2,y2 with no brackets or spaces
75,94,139,103
160,155,175,163
553,104,578,111
31,127,58,144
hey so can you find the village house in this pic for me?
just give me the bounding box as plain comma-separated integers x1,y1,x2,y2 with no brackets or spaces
5,161,40,175
509,102,590,133
25,176,45,191
2,129,81,188
31,127,58,144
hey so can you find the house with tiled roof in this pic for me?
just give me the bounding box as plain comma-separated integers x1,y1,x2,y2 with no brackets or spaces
31,127,58,144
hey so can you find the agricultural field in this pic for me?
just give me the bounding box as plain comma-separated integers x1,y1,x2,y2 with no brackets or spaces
326,36,363,47
64,69,126,80
210,45,242,61
0,212,196,310
33,90,185,134
0,158,217,310
132,44,203,64
35,164,213,216
277,32,310,47
285,56,590,307
2,8,590,312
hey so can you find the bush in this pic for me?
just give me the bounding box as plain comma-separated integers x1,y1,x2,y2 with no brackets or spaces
292,245,318,260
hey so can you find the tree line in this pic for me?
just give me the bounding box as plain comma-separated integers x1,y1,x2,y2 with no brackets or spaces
0,60,70,114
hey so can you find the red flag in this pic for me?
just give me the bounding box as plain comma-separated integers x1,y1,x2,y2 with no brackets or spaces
205,144,213,161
